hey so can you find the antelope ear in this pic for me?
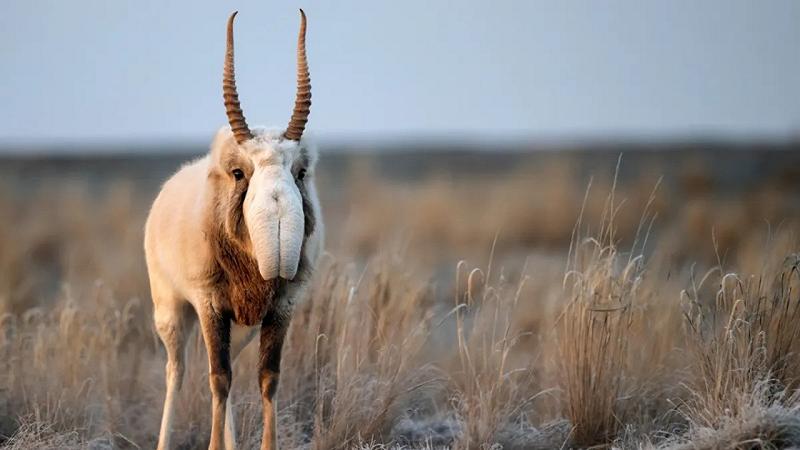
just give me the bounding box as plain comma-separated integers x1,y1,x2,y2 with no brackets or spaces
211,126,234,149
209,126,237,168
302,139,319,169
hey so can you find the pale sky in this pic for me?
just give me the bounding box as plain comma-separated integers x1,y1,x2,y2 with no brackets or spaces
1,0,799,147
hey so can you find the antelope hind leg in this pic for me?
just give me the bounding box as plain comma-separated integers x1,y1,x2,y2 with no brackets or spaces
154,298,194,450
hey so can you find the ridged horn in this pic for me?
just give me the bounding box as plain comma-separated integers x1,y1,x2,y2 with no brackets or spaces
223,11,253,144
284,9,311,141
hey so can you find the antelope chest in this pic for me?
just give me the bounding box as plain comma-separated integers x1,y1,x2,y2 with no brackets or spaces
216,278,286,326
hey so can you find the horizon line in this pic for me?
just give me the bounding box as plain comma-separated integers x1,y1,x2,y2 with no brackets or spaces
1,130,799,157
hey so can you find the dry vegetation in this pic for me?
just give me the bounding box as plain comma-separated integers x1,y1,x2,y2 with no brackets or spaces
1,150,799,449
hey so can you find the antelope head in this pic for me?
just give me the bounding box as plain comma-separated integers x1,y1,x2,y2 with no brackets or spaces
210,10,314,282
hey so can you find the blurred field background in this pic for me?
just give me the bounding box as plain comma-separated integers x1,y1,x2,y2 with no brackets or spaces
1,141,799,449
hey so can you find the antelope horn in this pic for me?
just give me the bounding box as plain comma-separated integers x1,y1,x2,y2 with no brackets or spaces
284,9,311,141
223,11,253,144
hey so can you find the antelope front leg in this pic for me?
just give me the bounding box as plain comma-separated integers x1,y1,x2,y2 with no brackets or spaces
258,313,288,450
199,309,232,450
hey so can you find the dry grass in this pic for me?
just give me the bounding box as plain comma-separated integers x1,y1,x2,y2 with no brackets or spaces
0,153,799,449
557,179,645,446
675,253,800,448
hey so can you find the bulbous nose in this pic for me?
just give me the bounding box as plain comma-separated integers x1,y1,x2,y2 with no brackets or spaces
246,170,303,282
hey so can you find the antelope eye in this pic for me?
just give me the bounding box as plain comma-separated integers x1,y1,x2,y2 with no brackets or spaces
232,169,245,181
297,168,307,181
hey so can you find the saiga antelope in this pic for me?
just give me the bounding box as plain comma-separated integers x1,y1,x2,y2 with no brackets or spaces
145,10,323,450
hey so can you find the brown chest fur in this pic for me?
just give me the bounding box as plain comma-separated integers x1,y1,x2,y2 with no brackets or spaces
208,231,287,326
